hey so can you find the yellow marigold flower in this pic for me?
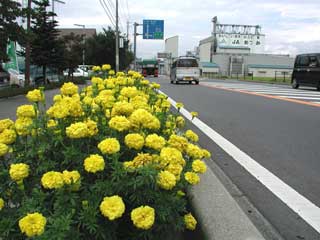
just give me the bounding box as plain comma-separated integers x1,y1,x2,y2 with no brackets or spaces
184,213,197,230
0,128,16,145
157,170,176,190
168,134,188,152
191,111,198,119
176,102,184,109
16,105,36,118
202,149,211,159
111,101,134,116
102,64,111,71
145,134,166,151
47,119,58,128
41,171,64,189
0,118,14,133
186,144,204,159
100,195,125,220
91,76,103,85
132,153,153,168
9,163,29,182
123,161,135,170
85,120,98,136
95,95,116,109
185,130,199,142
26,89,44,102
120,86,138,98
92,66,101,72
116,71,125,77
60,82,78,96
141,79,149,85
165,163,183,179
176,116,185,128
19,212,47,237
62,170,80,185
98,138,120,155
109,70,115,75
53,94,62,103
125,133,144,150
84,154,105,173
0,198,4,210
160,147,185,166
66,122,88,139
15,118,33,136
129,109,160,130
109,116,131,132
151,83,160,89
0,143,9,156
192,160,207,174
131,206,155,230
184,172,200,185
83,96,93,105
105,109,111,118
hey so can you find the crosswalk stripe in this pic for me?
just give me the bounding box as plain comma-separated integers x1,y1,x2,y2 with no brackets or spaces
252,92,320,97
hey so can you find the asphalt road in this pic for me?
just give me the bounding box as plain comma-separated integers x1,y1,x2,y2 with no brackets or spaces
152,76,320,240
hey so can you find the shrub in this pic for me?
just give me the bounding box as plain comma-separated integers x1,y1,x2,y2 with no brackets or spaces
0,68,210,239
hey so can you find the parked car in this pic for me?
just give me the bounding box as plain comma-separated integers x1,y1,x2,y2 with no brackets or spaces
29,66,60,86
0,67,10,88
291,53,320,90
63,68,89,77
8,68,25,87
170,56,200,84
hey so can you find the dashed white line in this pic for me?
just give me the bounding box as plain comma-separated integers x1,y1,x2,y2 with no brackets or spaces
159,89,320,234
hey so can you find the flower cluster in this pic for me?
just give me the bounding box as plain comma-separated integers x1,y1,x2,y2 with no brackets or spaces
0,66,211,238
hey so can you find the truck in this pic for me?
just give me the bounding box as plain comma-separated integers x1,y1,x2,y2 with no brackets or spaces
141,59,159,77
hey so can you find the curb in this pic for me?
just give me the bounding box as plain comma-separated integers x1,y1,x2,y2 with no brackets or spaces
189,159,266,240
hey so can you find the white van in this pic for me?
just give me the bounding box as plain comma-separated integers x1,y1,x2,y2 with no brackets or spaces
170,57,200,84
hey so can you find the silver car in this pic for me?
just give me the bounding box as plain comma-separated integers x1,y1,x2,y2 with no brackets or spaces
170,57,200,84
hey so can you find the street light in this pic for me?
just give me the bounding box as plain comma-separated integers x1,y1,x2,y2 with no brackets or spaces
52,0,65,22
74,24,86,75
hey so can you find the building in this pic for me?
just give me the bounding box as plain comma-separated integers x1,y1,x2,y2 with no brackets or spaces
198,17,294,78
57,28,97,40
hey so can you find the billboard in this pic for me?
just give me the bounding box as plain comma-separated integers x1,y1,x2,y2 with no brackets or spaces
4,41,19,71
143,20,164,40
217,33,265,53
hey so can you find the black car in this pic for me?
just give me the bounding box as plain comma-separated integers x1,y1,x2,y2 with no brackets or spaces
0,66,10,88
291,53,320,90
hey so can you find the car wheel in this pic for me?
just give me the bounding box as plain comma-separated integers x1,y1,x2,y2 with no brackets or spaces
195,80,199,85
174,76,179,84
292,78,299,89
317,85,320,91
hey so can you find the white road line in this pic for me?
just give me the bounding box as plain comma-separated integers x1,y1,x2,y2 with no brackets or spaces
159,89,320,234
279,96,320,100
313,102,320,104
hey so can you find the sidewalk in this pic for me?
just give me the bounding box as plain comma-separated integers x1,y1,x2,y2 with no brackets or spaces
189,160,266,240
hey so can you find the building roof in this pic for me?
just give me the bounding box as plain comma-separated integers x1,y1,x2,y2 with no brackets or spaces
248,64,293,69
200,62,219,68
57,28,97,39
218,45,250,50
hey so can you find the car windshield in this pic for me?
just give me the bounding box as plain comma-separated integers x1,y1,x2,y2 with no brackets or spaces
177,59,198,67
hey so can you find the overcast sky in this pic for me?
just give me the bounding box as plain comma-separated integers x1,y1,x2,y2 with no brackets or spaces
54,0,320,58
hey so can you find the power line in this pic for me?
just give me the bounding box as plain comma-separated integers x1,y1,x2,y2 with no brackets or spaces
99,0,116,27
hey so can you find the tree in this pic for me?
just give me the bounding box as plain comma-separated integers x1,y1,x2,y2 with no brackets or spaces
30,0,59,85
60,33,84,79
0,0,23,63
86,27,133,70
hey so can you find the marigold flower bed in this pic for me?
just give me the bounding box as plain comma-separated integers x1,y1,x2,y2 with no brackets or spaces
0,67,210,239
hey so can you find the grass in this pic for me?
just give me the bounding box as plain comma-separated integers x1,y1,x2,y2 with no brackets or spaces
212,75,292,85
0,77,87,99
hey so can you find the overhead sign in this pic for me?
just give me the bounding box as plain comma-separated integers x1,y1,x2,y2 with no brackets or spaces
143,20,164,40
157,52,171,59
4,41,19,71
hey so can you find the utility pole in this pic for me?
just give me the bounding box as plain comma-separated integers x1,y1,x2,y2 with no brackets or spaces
127,21,130,40
25,0,32,86
133,22,142,70
115,0,119,72
74,24,86,75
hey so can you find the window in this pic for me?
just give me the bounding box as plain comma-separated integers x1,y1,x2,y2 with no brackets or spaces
309,56,318,67
177,59,198,67
299,56,309,66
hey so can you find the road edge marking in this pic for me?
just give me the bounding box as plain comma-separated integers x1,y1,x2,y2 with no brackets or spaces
158,89,320,234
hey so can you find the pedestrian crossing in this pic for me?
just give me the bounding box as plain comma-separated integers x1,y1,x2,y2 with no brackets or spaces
201,81,320,106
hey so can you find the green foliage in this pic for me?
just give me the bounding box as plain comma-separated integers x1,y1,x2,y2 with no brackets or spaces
86,28,133,70
0,0,24,63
